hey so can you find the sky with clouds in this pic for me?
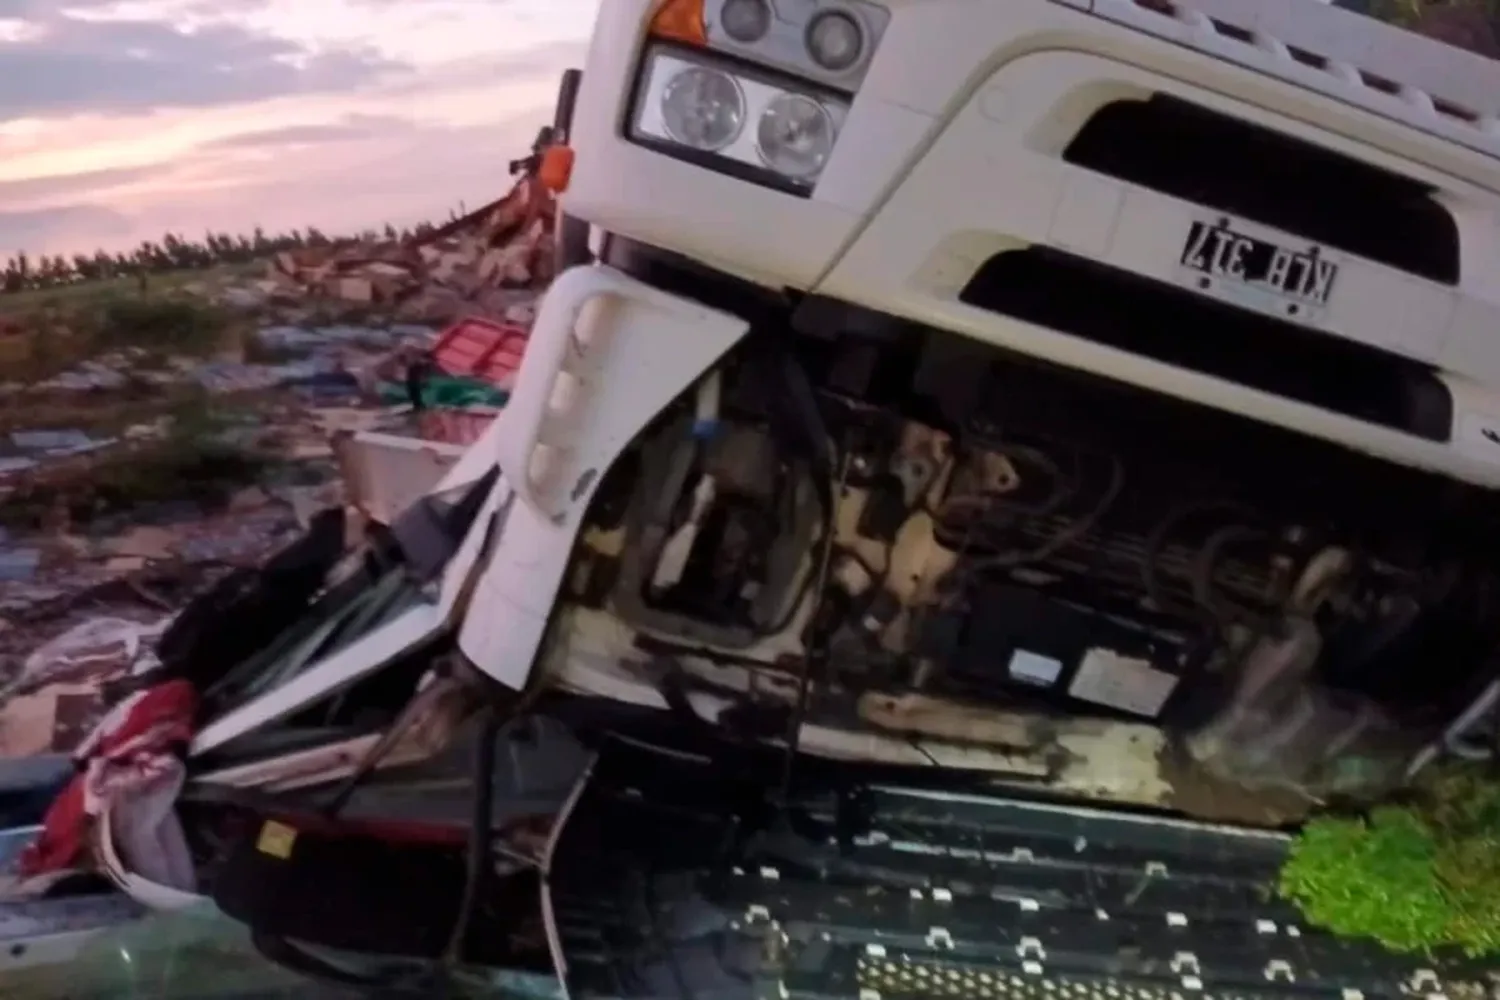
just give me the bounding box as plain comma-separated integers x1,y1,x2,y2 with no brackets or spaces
0,0,599,257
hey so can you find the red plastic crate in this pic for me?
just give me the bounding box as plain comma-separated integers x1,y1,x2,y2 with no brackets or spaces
430,316,529,390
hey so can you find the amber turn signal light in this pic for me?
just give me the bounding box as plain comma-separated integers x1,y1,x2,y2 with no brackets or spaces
539,145,575,194
648,0,707,46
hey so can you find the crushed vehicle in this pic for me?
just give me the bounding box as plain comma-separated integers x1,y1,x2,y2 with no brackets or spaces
468,0,1500,820
12,0,1500,996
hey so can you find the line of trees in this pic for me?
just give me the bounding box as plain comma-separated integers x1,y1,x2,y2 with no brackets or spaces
0,193,485,295
0,223,426,294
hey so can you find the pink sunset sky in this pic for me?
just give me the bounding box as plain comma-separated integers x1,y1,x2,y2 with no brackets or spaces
0,0,598,258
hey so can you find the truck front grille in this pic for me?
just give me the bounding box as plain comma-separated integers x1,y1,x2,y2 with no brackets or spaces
958,247,1453,442
1063,95,1459,286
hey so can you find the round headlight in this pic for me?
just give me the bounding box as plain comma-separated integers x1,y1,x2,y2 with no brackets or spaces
720,0,771,43
805,10,863,72
756,93,836,179
660,66,745,151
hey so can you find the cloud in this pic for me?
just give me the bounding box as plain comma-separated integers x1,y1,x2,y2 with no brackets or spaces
0,13,409,119
0,205,134,253
0,110,560,255
122,113,552,242
199,112,414,149
0,164,163,201
0,1,593,254
0,0,98,13
379,38,588,94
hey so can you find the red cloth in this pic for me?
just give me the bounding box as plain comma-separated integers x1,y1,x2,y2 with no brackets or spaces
18,679,198,876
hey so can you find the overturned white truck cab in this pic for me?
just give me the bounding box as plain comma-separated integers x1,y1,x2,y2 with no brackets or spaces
463,0,1500,819
201,0,1500,823
123,3,1500,994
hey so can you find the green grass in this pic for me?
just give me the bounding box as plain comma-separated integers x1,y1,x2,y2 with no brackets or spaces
0,268,293,535
1,291,241,385
0,438,267,530
0,262,263,381
0,262,260,315
0,397,269,530
1279,769,1500,957
90,296,234,353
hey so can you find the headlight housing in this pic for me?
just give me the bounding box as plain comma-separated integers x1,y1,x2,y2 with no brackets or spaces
805,10,864,73
660,65,746,151
629,45,850,195
720,0,772,44
756,93,835,178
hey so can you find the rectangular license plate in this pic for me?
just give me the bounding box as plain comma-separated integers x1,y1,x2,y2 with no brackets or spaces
1180,220,1338,308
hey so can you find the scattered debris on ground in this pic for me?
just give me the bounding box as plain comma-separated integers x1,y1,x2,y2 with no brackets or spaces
0,132,570,998
0,230,533,697
244,173,555,325
2,318,526,706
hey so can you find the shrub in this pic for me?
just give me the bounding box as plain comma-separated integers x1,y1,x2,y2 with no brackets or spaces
91,296,231,354
84,439,262,513
0,400,266,531
1279,769,1500,957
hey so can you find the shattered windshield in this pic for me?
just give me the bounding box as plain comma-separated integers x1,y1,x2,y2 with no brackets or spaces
387,465,502,583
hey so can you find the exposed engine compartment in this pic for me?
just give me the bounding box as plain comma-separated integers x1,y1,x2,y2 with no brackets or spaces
569,326,1500,812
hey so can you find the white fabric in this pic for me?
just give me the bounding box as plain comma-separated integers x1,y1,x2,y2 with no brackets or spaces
105,761,195,894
